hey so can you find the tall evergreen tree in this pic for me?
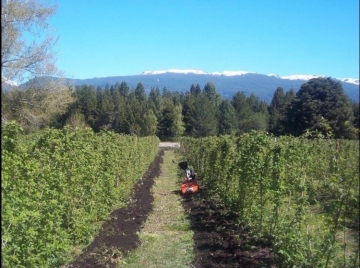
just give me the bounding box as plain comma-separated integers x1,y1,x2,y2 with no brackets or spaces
148,87,162,121
95,86,103,108
162,87,172,99
141,109,158,136
246,93,261,112
178,92,186,106
195,84,202,96
203,81,221,106
111,86,125,132
243,113,268,132
351,101,359,130
119,82,129,98
268,87,287,135
231,91,252,134
75,85,97,128
170,91,182,105
124,91,142,135
182,92,196,136
190,93,218,137
158,98,185,140
218,99,237,135
285,88,296,103
284,77,355,138
190,84,201,96
124,88,155,136
97,88,115,130
134,82,147,102
190,84,196,95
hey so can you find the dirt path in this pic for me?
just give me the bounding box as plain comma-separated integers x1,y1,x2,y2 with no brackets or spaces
182,190,277,268
67,151,164,268
66,148,277,268
120,149,194,267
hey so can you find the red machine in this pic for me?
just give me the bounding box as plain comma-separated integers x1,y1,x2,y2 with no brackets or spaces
177,161,199,194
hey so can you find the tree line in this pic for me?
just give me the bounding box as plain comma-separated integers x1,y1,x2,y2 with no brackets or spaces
3,77,358,140
2,0,358,140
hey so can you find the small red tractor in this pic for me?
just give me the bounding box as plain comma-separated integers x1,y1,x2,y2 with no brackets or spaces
175,160,199,194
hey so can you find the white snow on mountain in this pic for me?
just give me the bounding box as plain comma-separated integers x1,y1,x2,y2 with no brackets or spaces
210,71,254,76
142,69,254,76
1,77,18,86
281,75,359,85
280,74,326,80
337,78,359,85
267,74,280,78
141,69,359,85
142,69,208,75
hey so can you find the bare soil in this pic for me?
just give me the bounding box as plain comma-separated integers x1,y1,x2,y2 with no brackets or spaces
181,189,277,268
67,149,278,267
68,150,164,268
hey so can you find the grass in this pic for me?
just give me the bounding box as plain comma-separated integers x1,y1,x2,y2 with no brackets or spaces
119,149,194,268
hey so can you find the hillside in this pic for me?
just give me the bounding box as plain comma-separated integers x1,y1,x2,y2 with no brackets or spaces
19,72,359,103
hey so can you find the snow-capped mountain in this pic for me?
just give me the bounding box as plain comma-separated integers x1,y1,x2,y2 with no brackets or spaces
280,74,326,81
2,77,19,91
337,78,359,85
142,69,208,75
142,69,359,86
1,77,18,87
22,69,359,103
267,74,281,78
142,69,256,77
279,74,359,86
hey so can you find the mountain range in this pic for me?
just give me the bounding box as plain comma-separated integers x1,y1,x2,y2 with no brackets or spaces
6,69,359,103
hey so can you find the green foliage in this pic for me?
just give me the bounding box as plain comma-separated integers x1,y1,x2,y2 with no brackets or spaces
141,109,158,136
1,123,159,267
181,93,196,136
97,88,115,127
119,82,130,98
180,133,359,267
203,81,221,106
230,92,269,133
284,77,356,139
268,87,286,135
6,76,357,141
189,94,218,137
158,98,185,140
124,91,154,136
2,82,74,132
351,101,359,135
231,91,252,134
134,82,147,102
74,85,98,128
218,99,237,135
148,87,163,121
64,108,88,128
190,83,201,96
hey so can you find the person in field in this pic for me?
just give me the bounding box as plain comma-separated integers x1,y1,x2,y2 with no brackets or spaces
174,160,199,194
185,168,196,182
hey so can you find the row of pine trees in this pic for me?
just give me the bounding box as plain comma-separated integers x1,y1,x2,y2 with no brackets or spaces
53,77,358,140
2,77,358,140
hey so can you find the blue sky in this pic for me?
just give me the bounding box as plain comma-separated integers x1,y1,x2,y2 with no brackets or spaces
49,0,359,79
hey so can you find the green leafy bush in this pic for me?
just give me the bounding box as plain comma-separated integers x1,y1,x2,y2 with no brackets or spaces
2,122,159,267
181,132,359,267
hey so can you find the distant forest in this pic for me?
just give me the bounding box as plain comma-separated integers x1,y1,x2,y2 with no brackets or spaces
2,77,359,140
